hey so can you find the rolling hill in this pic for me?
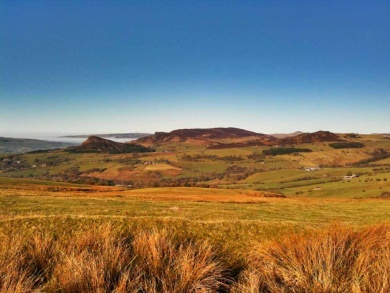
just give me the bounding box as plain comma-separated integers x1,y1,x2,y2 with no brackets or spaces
134,128,345,149
280,131,344,145
67,136,153,154
0,130,389,196
135,127,279,148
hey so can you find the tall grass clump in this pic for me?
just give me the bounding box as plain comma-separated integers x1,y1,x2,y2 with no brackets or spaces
0,234,37,293
131,229,228,292
47,225,132,292
233,224,390,293
0,225,229,292
1,223,389,292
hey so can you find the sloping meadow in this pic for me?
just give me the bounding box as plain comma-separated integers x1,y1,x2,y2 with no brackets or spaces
0,223,389,293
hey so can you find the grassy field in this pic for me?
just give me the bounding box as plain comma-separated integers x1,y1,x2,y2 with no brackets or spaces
1,178,390,248
1,177,390,292
2,134,389,192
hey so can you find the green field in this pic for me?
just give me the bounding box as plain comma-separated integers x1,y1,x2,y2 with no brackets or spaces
2,133,389,192
1,179,390,249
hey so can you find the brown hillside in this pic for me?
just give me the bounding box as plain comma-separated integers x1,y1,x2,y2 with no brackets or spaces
134,127,279,147
81,136,121,148
133,128,344,149
281,131,344,144
207,138,278,149
69,136,152,153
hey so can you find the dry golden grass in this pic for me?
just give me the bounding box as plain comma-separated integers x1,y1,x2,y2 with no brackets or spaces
124,187,280,202
130,230,228,292
1,178,390,291
0,234,36,293
0,183,122,199
144,163,182,171
0,182,282,202
0,225,228,293
233,225,390,293
0,224,389,292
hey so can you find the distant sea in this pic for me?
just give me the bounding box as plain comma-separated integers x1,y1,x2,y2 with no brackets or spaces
0,133,136,145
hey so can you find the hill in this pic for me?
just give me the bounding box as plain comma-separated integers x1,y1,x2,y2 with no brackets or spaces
0,132,389,194
135,127,279,148
0,137,73,154
134,128,346,149
281,131,343,145
68,136,153,154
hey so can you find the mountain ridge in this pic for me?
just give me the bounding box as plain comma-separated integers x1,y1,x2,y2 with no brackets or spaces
135,127,278,147
134,128,343,148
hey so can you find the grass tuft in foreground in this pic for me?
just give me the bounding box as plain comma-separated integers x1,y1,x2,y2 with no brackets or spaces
233,224,390,293
0,224,389,292
0,225,228,293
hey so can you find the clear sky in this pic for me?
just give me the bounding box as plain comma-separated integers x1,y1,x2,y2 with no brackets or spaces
1,0,389,135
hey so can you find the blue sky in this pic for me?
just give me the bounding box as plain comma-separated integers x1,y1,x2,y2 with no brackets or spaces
1,0,389,135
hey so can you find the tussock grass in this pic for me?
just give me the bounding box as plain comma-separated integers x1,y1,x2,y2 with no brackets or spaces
131,230,228,292
234,225,390,293
1,224,389,292
0,234,37,293
0,225,228,293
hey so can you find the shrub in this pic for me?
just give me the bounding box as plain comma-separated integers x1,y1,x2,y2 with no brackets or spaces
329,142,365,149
263,148,312,156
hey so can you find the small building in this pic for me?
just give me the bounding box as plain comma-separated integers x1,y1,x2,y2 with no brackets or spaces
304,167,320,172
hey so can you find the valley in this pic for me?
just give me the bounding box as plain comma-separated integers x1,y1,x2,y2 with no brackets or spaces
1,128,389,198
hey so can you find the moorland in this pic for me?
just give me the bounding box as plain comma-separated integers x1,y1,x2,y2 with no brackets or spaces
0,127,389,292
0,137,74,154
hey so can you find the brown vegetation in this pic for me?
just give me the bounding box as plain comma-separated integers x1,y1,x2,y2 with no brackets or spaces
234,225,390,293
135,127,279,148
68,136,152,154
0,226,228,293
281,130,344,145
135,128,345,150
0,225,389,292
